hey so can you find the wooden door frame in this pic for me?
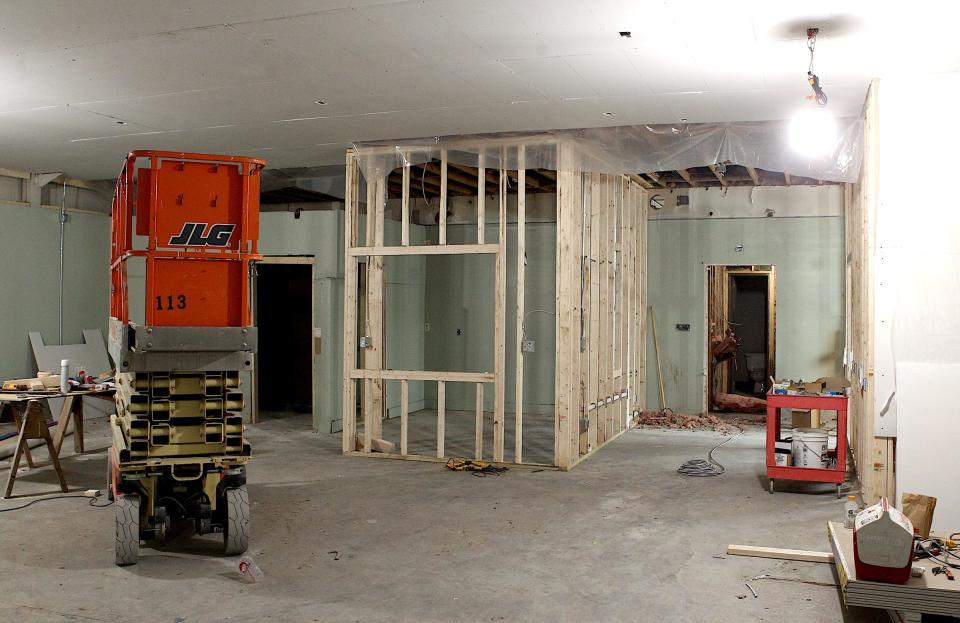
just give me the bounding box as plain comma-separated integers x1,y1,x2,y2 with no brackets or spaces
251,255,316,424
703,264,776,412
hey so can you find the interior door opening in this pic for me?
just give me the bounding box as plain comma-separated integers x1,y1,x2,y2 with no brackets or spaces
255,261,314,422
706,265,776,412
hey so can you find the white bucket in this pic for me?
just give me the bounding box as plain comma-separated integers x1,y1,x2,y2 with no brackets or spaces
791,427,829,468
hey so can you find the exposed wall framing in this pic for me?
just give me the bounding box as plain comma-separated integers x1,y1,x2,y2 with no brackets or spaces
342,140,647,470
844,79,894,503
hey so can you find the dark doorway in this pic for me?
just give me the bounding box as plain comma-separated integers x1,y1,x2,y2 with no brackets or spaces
730,274,769,397
706,265,776,411
255,262,313,420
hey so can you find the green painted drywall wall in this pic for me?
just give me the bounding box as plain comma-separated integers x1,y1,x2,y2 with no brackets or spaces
0,204,110,381
645,215,845,413
423,222,556,413
258,209,427,433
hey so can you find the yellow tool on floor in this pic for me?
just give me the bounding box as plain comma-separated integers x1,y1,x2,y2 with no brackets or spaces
445,458,509,477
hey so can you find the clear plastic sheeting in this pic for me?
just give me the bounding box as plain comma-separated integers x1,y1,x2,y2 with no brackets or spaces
351,118,863,184
261,165,346,200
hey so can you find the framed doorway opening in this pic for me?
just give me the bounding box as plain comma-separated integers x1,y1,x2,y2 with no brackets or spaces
252,256,315,425
705,265,776,413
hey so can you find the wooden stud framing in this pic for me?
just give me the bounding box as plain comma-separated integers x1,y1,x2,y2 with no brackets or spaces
477,152,485,244
555,144,574,469
578,173,592,456
587,173,601,451
401,160,410,246
605,175,616,442
437,380,445,458
493,165,507,463
745,166,761,186
367,176,386,442
400,380,409,456
845,80,893,503
515,147,526,463
350,244,498,256
343,139,647,472
475,383,484,460
350,369,493,382
439,150,448,245
342,150,359,453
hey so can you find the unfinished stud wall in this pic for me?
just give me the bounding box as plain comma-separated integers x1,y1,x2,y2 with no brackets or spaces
555,160,648,469
844,79,894,504
342,139,648,469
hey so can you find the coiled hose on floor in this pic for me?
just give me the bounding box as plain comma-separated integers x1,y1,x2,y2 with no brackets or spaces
677,427,745,477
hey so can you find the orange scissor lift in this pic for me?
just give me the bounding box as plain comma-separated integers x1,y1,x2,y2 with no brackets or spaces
108,151,264,565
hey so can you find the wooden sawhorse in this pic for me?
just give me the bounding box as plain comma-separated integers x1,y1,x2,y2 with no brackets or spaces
3,399,68,498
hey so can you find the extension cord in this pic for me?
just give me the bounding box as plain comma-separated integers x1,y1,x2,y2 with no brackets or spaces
83,489,101,498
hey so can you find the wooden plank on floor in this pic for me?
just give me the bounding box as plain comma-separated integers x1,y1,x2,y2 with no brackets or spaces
726,544,835,564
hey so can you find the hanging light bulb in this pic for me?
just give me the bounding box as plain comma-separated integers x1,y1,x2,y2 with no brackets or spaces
789,28,835,157
789,106,837,157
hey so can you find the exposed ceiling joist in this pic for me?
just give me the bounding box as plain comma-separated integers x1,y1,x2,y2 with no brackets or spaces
645,172,667,188
707,164,727,186
629,174,653,190
745,166,761,186
676,169,696,187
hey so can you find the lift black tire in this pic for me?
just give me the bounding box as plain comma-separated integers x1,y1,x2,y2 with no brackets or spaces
223,486,250,556
115,494,140,566
106,453,115,502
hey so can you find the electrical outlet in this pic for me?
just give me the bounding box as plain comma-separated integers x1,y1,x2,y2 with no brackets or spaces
522,340,535,353
424,322,431,333
735,244,744,252
359,335,372,348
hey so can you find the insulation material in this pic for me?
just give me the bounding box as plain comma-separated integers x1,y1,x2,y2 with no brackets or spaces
635,409,751,435
351,119,864,183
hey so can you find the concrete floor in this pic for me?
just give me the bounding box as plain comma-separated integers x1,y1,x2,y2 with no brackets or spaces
0,413,877,623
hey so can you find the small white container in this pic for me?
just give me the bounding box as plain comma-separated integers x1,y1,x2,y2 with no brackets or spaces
60,359,70,394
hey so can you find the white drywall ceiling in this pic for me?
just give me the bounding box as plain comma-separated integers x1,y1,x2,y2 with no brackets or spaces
0,1,955,179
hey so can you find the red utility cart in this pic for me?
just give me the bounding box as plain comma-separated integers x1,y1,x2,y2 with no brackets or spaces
765,391,848,497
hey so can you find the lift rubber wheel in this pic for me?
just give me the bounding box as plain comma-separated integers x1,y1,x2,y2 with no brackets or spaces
223,486,250,556
106,453,114,502
837,484,843,499
768,479,775,494
115,494,140,566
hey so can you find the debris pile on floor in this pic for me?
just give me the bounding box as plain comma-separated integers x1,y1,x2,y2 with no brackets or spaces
635,409,750,434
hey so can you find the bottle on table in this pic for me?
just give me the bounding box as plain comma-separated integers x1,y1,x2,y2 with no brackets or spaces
844,495,858,529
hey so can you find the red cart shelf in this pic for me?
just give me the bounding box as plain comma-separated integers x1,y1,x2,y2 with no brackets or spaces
765,391,848,497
